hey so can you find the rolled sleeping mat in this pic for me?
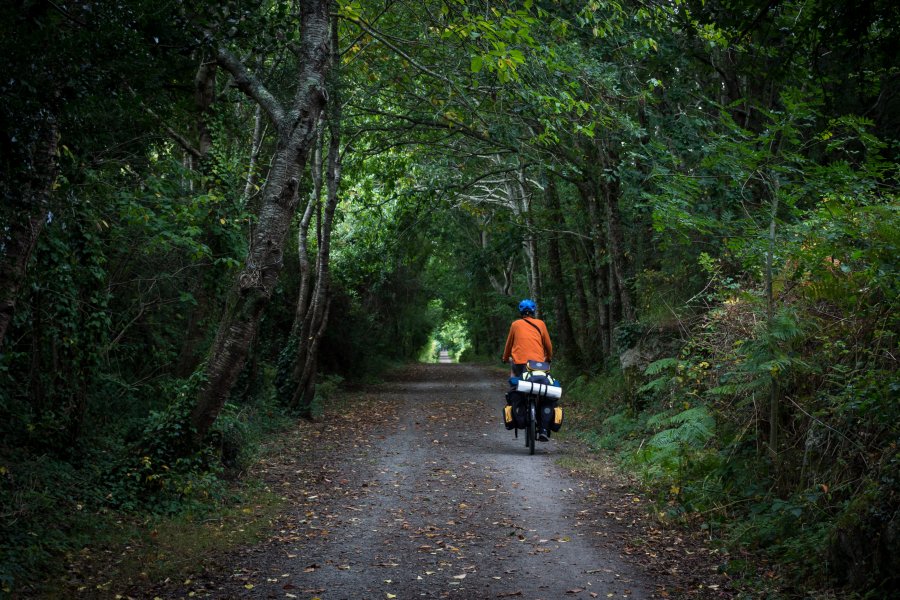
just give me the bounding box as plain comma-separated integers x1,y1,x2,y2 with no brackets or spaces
515,379,562,399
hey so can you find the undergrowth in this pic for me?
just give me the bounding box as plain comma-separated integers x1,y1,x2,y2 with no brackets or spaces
561,201,899,599
0,363,297,597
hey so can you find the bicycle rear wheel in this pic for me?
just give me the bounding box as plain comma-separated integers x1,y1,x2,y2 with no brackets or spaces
527,399,536,455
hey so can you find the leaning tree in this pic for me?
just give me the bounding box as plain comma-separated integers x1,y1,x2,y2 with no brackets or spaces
189,0,334,440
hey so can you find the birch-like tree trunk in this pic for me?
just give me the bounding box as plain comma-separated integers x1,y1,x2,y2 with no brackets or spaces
481,227,515,296
513,168,541,310
292,122,325,340
290,17,342,414
189,0,332,441
242,104,266,204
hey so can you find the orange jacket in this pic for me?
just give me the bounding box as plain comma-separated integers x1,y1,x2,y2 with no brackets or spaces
502,317,553,365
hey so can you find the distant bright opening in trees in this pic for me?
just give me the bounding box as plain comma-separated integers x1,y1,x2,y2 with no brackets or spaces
419,301,471,363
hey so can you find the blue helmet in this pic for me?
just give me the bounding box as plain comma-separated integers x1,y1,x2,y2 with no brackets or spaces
518,298,536,315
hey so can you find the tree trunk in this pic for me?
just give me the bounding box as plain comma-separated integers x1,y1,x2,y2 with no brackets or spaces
242,103,266,204
525,228,541,310
516,169,541,310
482,224,515,296
294,296,332,412
602,175,634,323
766,177,780,463
634,96,657,274
0,118,58,350
293,131,340,410
275,132,319,406
191,163,303,438
291,18,343,413
566,239,593,360
292,122,325,340
576,179,611,356
607,249,620,346
189,0,331,441
174,290,212,378
194,59,217,160
544,176,580,365
174,58,218,377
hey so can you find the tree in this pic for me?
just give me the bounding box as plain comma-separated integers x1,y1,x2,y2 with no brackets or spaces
189,0,333,441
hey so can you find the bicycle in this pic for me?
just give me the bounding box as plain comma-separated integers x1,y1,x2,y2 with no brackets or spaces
506,360,562,455
523,392,539,455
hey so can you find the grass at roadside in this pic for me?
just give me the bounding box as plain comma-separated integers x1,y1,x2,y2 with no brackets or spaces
48,383,387,598
45,486,285,598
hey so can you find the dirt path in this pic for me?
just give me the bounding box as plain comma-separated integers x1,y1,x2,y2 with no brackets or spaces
143,363,729,599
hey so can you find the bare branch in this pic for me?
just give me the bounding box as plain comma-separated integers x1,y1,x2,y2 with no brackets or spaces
127,86,201,159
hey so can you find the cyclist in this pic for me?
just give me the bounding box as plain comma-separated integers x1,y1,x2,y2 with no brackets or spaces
501,298,554,441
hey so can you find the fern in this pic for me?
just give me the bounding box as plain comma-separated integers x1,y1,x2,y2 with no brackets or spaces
638,376,670,394
633,405,717,481
648,428,682,448
768,309,803,342
644,357,680,376
669,406,714,426
647,406,715,449
708,308,810,402
804,272,861,307
708,380,767,396
646,411,672,428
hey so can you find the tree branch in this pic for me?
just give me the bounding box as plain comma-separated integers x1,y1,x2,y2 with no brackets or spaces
216,47,286,127
127,86,201,159
341,15,492,130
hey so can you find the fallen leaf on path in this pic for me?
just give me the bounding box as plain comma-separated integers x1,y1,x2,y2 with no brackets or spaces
566,588,584,594
452,573,466,579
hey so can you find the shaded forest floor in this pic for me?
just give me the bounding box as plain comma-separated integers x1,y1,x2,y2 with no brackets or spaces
63,363,754,599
